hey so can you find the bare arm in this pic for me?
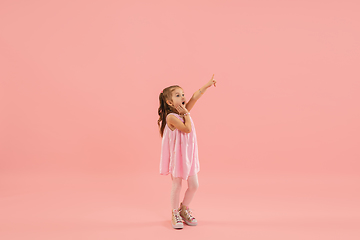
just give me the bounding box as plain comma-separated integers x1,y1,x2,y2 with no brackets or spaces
185,74,217,112
185,86,207,112
167,115,192,133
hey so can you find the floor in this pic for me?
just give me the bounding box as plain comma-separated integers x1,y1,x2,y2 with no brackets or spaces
1,171,359,240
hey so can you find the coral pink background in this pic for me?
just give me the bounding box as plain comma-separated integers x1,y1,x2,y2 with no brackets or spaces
1,0,359,239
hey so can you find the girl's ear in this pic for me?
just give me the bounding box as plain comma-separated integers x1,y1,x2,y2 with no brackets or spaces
166,100,173,106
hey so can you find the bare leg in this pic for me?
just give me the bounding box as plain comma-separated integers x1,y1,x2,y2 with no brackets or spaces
182,174,199,206
170,174,182,209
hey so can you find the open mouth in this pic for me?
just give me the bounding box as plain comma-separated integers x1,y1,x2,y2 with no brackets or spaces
182,101,185,105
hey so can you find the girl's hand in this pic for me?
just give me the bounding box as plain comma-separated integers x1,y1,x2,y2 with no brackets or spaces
205,74,217,88
176,104,189,115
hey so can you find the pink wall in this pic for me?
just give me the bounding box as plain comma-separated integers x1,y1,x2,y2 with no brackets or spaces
1,0,359,177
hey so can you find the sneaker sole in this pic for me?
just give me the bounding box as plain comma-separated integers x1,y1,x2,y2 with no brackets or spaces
172,222,184,229
181,217,197,226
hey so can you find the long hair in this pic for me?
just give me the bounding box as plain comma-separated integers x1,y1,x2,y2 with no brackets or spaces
157,85,182,138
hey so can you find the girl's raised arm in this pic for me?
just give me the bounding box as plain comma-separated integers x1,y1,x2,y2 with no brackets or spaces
185,74,217,112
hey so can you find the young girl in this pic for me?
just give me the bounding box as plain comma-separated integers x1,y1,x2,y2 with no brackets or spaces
157,74,217,229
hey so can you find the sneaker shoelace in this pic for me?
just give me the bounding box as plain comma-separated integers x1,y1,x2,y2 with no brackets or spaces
182,208,195,221
173,211,182,223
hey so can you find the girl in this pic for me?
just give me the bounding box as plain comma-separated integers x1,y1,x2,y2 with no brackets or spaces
157,74,217,229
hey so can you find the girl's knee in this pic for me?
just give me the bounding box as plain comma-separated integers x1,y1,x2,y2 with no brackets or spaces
189,181,199,191
172,177,182,190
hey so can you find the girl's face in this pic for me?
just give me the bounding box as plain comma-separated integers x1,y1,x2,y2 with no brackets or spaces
167,88,186,109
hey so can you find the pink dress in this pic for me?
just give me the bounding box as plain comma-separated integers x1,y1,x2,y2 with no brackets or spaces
160,113,200,180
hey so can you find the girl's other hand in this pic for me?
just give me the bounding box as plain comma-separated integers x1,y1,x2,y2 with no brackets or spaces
176,104,189,115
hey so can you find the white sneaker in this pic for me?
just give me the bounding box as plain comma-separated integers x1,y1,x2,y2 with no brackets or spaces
171,209,184,229
179,203,197,226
